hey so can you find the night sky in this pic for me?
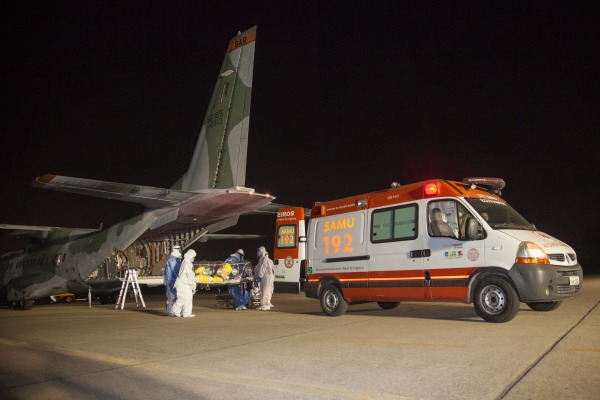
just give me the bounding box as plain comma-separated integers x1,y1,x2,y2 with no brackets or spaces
1,2,599,269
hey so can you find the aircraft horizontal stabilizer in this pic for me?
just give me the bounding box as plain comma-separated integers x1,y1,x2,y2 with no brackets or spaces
31,174,274,225
32,174,197,208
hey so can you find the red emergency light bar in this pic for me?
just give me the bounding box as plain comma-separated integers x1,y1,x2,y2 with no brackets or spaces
424,182,439,196
311,204,325,217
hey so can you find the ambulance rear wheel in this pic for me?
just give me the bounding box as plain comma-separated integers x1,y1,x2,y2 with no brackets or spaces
320,284,348,317
474,276,519,323
377,302,400,310
526,301,562,312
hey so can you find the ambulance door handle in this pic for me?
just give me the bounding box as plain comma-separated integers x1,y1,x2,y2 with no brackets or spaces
409,249,431,258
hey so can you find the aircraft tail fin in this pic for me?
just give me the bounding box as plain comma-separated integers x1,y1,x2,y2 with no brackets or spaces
172,26,257,192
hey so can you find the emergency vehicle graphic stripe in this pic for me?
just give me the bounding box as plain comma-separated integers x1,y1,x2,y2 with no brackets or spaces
368,281,424,288
429,279,469,287
341,281,369,288
310,267,478,291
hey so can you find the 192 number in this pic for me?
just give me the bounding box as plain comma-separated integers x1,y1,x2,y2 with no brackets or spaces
323,234,353,255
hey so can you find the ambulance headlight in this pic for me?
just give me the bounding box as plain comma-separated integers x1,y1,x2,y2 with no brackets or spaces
515,242,550,265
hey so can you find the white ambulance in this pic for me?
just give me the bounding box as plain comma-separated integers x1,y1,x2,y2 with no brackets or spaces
274,178,583,323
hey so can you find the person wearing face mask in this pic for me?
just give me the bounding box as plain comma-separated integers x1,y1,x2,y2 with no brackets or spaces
253,246,274,310
172,249,197,318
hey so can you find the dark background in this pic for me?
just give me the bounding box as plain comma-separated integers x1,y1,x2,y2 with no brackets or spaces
1,1,598,271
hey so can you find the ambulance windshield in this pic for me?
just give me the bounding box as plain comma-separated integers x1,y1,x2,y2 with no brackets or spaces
465,198,534,230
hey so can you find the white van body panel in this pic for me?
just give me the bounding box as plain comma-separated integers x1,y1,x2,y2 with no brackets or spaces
309,211,368,275
502,230,575,255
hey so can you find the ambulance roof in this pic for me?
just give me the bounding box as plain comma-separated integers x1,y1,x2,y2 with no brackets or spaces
311,178,506,218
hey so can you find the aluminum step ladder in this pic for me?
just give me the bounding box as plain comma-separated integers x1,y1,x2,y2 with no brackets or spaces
115,268,146,310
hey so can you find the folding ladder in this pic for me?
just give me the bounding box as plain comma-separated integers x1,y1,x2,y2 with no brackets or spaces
115,268,146,310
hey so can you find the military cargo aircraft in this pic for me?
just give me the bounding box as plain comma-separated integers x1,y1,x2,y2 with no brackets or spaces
0,26,274,310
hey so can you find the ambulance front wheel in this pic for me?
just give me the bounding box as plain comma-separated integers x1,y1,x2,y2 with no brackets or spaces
473,276,520,323
320,284,348,316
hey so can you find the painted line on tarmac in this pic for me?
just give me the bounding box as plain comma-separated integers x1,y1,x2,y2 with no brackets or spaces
571,348,600,353
0,337,139,366
343,339,464,348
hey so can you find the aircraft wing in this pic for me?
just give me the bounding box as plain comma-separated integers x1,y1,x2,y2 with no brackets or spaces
32,174,196,208
32,174,275,225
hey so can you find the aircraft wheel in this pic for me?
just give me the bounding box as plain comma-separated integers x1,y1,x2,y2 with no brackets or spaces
65,296,74,303
17,300,34,310
474,276,519,323
527,301,562,312
320,284,348,317
377,301,400,310
99,296,113,304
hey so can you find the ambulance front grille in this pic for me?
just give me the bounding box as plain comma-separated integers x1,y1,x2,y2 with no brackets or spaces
547,253,577,262
559,270,578,277
547,253,564,262
555,284,580,295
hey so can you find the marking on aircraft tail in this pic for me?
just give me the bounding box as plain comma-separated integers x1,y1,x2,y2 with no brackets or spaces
226,30,256,54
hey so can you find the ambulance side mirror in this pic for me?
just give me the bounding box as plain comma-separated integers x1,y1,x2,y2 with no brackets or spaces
466,218,484,240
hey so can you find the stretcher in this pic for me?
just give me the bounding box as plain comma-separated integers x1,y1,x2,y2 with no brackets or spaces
194,261,260,308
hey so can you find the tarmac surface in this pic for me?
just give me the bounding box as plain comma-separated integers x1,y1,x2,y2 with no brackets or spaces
1,276,598,400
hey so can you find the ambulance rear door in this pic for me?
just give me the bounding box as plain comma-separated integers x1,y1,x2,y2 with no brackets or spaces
273,207,306,293
309,209,369,302
367,201,426,301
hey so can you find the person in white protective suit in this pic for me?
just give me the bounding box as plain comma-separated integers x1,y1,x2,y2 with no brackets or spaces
164,245,182,316
171,249,197,318
253,246,274,310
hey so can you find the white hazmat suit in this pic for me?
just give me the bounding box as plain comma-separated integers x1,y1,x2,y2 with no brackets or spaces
164,245,182,316
254,246,274,310
171,249,197,317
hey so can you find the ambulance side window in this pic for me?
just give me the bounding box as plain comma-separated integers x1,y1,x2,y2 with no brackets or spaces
428,200,478,240
371,204,418,243
428,201,459,238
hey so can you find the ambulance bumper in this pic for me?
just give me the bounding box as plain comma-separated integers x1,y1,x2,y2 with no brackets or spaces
304,281,319,299
508,263,583,302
